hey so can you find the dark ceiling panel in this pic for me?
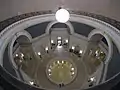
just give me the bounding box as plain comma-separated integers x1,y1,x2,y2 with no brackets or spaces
106,42,120,80
25,22,50,38
71,22,95,37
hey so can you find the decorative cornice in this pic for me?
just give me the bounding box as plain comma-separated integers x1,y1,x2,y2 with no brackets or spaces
0,10,120,32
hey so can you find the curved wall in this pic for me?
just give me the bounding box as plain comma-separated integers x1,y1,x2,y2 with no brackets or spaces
8,31,32,69
0,11,120,90
0,0,120,21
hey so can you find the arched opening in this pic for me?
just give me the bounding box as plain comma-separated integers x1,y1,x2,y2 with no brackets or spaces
50,23,70,34
12,35,39,81
16,35,31,44
13,35,31,54
45,21,74,35
46,22,73,50
84,30,113,83
89,34,107,63
83,33,109,77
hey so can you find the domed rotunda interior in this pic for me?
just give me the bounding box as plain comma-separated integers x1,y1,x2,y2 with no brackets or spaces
0,0,120,90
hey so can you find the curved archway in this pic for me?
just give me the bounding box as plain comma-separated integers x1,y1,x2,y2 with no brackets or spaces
45,21,74,34
88,30,113,82
88,30,113,64
8,30,32,69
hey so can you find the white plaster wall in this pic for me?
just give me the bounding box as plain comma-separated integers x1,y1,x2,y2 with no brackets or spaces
0,0,120,21
32,35,50,54
69,35,88,51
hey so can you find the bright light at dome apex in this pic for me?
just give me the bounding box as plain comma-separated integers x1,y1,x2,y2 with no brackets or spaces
55,9,70,23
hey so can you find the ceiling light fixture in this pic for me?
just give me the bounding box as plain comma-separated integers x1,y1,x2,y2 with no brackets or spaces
79,50,83,54
45,47,48,51
90,77,95,82
57,37,62,40
38,52,41,56
51,40,54,43
72,46,75,50
21,53,24,57
55,8,70,23
65,39,68,43
57,45,62,49
29,81,34,85
62,60,64,64
48,69,51,72
71,68,74,71
57,61,60,64
15,54,18,57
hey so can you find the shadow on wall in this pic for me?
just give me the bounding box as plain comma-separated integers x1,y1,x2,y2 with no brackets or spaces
106,42,120,80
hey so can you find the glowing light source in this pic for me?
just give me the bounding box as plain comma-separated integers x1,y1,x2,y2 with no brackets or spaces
58,40,62,44
57,61,60,64
45,47,49,51
65,39,68,43
48,69,51,72
57,37,61,40
95,50,98,54
101,51,103,53
71,68,74,71
29,81,34,85
55,9,70,23
49,73,51,76
72,72,75,75
38,52,41,56
51,40,54,43
21,53,24,57
57,45,62,48
72,46,75,50
15,54,18,57
79,50,83,54
90,77,95,81
62,60,64,64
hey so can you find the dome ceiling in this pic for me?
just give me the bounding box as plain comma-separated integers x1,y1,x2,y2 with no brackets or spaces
0,0,120,21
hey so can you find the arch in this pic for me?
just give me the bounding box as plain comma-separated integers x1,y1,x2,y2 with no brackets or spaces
0,13,120,88
45,21,74,34
89,34,103,42
88,30,113,64
88,30,113,82
8,30,32,69
16,35,30,44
